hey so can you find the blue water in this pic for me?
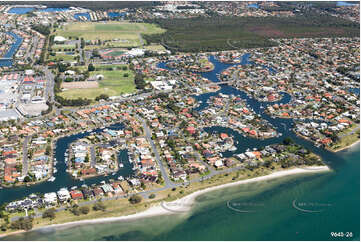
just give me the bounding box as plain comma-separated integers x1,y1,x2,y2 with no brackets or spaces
336,1,358,6
108,12,126,18
38,8,69,12
7,7,69,14
0,32,23,67
247,3,259,8
0,123,134,205
74,12,91,21
350,87,360,96
1,53,359,241
7,7,35,14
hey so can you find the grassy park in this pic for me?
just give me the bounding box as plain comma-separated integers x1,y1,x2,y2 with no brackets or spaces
59,64,136,100
55,21,165,48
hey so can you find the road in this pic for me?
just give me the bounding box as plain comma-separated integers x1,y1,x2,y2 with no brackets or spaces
90,145,96,168
138,115,175,188
22,136,31,176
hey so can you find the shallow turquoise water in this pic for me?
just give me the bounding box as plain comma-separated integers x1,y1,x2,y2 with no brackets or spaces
3,145,359,241
1,54,359,241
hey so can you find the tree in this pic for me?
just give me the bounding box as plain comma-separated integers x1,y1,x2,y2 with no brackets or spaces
88,63,95,72
129,195,142,204
70,207,80,216
24,176,32,182
283,137,294,145
45,145,51,156
79,206,90,214
95,94,109,101
134,73,146,89
92,202,106,211
148,194,156,199
10,217,33,231
42,208,56,220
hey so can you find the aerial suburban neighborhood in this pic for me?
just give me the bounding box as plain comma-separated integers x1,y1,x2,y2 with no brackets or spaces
0,1,359,241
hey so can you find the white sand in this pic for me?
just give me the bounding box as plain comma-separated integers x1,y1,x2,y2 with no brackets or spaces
27,166,330,233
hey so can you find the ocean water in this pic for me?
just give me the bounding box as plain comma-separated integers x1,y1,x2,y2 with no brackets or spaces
3,145,359,241
1,54,359,240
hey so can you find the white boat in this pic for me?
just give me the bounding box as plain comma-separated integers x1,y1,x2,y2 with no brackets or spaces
71,186,77,190
118,176,124,181
112,172,116,175
48,176,56,182
100,181,106,185
53,168,57,173
79,178,84,181
132,167,137,170
119,163,124,168
229,146,237,151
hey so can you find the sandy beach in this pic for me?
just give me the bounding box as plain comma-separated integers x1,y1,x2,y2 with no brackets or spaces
330,140,360,153
1,165,329,236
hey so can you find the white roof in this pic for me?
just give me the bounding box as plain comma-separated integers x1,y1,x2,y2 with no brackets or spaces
54,36,67,42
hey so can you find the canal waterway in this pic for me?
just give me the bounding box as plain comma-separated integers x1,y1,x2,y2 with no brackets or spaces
0,123,134,205
0,32,23,67
1,53,359,240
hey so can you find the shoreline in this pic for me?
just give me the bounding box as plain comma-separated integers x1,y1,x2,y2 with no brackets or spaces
0,165,330,238
329,140,360,153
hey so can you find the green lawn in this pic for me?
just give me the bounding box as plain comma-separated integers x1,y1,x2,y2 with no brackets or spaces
48,53,78,62
144,44,166,52
60,64,135,99
51,44,76,51
55,21,165,48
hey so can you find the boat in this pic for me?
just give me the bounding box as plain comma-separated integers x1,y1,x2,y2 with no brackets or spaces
119,163,124,168
118,176,124,181
112,172,116,175
229,146,237,151
79,178,84,181
71,186,77,190
132,167,137,170
100,181,106,185
48,176,56,182
53,168,57,173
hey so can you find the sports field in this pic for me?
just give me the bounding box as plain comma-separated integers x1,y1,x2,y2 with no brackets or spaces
55,21,165,48
59,64,135,99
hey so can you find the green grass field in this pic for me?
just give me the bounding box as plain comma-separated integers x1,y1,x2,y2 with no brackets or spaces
55,21,165,48
48,53,78,62
144,44,166,52
51,44,76,51
59,64,135,99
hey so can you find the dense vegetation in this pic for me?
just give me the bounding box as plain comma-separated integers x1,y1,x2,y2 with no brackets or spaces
31,24,51,36
144,15,359,52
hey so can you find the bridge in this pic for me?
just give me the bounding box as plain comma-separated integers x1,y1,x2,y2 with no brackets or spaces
201,81,233,87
